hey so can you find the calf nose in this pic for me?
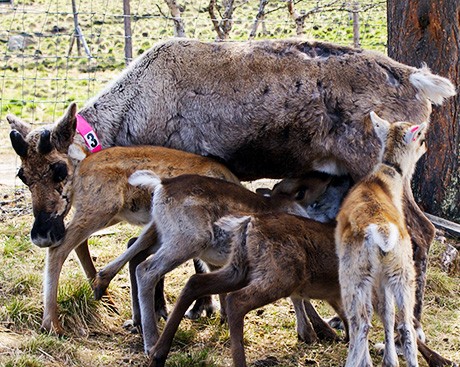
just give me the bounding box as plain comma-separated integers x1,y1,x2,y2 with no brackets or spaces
30,211,65,247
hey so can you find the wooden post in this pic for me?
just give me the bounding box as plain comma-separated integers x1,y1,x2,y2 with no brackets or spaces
69,0,92,58
123,0,133,65
352,2,360,48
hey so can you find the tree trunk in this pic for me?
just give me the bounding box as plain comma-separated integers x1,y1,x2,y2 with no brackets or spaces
387,0,460,222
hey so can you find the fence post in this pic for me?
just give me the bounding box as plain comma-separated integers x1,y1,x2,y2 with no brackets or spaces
352,1,360,48
123,0,133,65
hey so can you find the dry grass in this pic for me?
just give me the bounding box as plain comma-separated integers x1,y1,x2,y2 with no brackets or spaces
0,183,459,367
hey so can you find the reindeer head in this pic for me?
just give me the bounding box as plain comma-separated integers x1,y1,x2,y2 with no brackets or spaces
370,111,427,178
256,171,333,207
7,103,79,247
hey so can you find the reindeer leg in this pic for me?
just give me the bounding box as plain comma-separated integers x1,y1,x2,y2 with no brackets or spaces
303,300,341,342
290,298,318,344
149,265,247,367
403,181,434,341
74,239,117,312
127,237,167,330
94,222,159,300
185,259,216,320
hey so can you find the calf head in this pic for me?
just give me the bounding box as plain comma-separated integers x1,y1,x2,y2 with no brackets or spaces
7,103,78,247
370,111,427,177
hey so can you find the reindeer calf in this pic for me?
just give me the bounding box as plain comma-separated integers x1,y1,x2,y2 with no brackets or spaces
336,112,428,367
21,142,240,335
148,213,345,367
94,171,333,352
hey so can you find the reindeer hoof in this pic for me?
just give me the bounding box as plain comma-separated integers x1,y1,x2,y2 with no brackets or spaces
298,332,318,345
41,320,65,336
92,274,108,301
149,356,166,367
122,319,140,334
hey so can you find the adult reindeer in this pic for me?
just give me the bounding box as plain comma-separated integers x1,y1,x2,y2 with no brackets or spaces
7,38,456,337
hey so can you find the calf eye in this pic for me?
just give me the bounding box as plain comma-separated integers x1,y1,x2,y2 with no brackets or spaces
17,168,29,185
50,162,68,183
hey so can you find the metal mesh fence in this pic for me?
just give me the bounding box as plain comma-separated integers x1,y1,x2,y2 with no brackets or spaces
0,0,386,187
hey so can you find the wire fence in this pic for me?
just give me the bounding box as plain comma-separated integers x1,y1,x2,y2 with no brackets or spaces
0,0,387,186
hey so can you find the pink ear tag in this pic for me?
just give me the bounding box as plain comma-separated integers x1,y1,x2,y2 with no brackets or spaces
410,125,420,141
76,114,102,153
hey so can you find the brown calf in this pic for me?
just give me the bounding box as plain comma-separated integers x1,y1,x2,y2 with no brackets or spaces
8,113,242,335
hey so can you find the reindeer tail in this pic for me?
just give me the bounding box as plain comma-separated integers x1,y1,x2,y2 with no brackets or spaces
410,67,456,105
214,215,252,281
128,169,162,192
365,223,399,253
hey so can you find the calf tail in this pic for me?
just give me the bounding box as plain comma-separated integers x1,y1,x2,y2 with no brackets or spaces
214,215,252,282
365,223,399,253
128,169,162,192
410,66,456,106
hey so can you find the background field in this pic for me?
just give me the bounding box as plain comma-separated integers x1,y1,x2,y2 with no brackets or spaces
1,1,459,366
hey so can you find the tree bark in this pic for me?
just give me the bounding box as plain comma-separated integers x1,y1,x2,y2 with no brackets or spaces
387,0,460,222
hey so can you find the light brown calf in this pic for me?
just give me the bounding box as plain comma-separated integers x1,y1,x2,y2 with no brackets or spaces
336,112,428,367
8,113,242,335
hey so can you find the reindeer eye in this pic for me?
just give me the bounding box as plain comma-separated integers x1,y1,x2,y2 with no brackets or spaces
295,187,307,201
17,168,29,186
50,162,68,183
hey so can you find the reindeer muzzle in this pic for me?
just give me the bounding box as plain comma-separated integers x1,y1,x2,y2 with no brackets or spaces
30,211,66,248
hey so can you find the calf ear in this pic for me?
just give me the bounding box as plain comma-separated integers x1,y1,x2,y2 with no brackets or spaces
6,114,32,137
52,103,78,152
370,111,390,145
10,130,29,157
255,188,272,197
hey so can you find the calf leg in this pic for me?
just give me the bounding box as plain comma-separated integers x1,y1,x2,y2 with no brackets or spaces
340,254,374,367
303,300,341,342
291,297,318,344
149,265,248,367
184,259,216,319
127,238,167,329
94,222,159,300
226,283,292,367
136,240,208,353
375,280,398,367
392,267,418,367
74,240,97,280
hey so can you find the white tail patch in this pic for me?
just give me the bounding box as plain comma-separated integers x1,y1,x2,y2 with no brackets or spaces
410,67,456,106
128,170,162,191
366,223,399,252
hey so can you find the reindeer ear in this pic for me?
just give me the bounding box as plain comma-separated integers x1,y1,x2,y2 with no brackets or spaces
370,111,390,144
52,103,78,152
6,114,32,137
10,130,29,157
255,188,272,197
404,122,427,144
38,129,53,155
